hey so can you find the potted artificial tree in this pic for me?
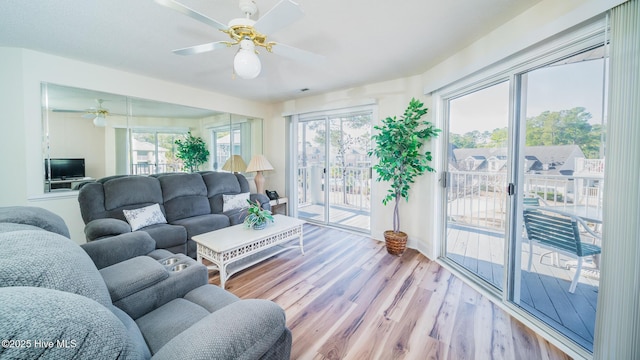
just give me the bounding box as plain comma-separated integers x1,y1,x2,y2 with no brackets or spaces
175,132,210,173
369,98,441,255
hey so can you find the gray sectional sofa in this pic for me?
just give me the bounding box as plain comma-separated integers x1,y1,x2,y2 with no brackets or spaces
0,206,291,359
78,172,270,258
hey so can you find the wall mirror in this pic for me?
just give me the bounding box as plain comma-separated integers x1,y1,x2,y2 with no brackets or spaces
42,83,263,192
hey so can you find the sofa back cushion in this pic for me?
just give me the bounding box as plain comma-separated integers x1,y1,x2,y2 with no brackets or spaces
0,229,113,308
202,172,249,214
0,206,70,238
159,173,210,222
79,176,166,224
104,176,164,211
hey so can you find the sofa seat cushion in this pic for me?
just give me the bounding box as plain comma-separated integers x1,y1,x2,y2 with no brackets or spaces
100,256,169,302
109,305,152,359
136,298,210,354
151,299,289,360
171,213,230,239
140,223,187,250
183,284,240,312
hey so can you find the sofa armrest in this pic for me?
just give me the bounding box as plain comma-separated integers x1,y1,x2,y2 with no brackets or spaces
81,231,156,269
151,299,290,360
250,193,271,211
85,218,131,241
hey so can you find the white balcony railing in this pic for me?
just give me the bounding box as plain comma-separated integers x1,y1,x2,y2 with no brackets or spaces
297,165,371,211
448,171,604,230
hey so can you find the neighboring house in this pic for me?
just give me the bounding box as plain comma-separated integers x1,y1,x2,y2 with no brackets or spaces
131,138,169,173
451,145,586,175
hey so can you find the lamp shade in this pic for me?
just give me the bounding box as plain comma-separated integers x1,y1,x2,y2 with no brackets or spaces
245,155,274,173
221,155,247,173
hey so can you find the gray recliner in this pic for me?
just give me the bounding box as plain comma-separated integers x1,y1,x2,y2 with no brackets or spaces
0,206,292,359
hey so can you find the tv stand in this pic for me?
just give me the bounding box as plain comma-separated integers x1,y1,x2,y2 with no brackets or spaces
45,177,94,191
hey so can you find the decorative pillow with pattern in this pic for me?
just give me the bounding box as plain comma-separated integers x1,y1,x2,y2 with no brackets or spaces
223,192,250,212
122,204,167,231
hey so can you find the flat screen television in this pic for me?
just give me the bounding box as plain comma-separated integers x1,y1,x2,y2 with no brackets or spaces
45,158,85,180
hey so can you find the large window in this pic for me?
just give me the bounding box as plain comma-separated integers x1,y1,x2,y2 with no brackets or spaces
438,21,607,356
130,129,187,174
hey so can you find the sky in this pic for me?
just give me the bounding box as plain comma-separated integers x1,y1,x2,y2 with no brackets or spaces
449,58,606,135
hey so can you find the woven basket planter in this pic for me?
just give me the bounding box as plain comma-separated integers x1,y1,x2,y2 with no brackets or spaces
384,230,408,256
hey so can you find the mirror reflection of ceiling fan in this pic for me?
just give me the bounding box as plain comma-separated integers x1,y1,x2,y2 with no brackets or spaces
52,99,110,127
155,0,325,79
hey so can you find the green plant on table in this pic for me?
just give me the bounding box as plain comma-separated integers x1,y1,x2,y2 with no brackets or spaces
243,199,274,229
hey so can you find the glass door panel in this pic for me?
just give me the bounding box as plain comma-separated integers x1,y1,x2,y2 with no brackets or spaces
131,131,157,175
297,119,326,223
157,133,182,173
445,81,510,290
328,114,372,231
510,47,606,352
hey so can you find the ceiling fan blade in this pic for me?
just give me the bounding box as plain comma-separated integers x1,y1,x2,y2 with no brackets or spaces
155,0,228,31
270,42,325,65
52,109,85,113
253,0,304,35
173,41,229,56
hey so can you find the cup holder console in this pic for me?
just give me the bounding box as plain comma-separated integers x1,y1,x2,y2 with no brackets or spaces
161,258,179,266
171,264,189,272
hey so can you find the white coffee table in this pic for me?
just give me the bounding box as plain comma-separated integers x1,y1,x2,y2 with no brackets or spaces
192,214,305,289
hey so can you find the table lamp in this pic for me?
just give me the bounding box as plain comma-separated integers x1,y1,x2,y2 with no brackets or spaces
221,155,247,173
245,154,274,195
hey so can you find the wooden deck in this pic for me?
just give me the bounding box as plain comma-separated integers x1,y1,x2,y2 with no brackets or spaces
208,224,570,359
446,224,598,351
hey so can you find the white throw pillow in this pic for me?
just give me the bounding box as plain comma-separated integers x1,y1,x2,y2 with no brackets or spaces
123,203,167,231
223,192,250,212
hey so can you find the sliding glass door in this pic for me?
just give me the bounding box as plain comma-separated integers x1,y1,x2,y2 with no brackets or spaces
441,40,607,354
445,80,510,291
130,130,185,174
295,109,372,232
509,46,606,352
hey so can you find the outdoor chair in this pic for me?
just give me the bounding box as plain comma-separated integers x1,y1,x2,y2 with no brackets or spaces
523,193,549,207
523,207,601,293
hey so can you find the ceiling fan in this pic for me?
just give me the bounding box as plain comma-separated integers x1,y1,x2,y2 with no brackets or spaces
155,0,324,79
53,99,110,127
82,99,110,127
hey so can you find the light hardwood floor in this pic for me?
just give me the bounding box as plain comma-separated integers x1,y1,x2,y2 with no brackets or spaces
207,224,571,360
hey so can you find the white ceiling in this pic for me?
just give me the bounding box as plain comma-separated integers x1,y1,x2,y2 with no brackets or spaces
0,0,541,103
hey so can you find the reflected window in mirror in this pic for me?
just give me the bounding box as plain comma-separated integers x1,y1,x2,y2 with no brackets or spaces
41,83,263,193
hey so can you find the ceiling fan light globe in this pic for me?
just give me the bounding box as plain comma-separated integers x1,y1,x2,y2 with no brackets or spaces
234,49,261,79
93,115,107,127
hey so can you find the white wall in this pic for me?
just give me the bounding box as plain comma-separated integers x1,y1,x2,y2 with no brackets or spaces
267,75,435,253
0,48,272,244
265,0,627,261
